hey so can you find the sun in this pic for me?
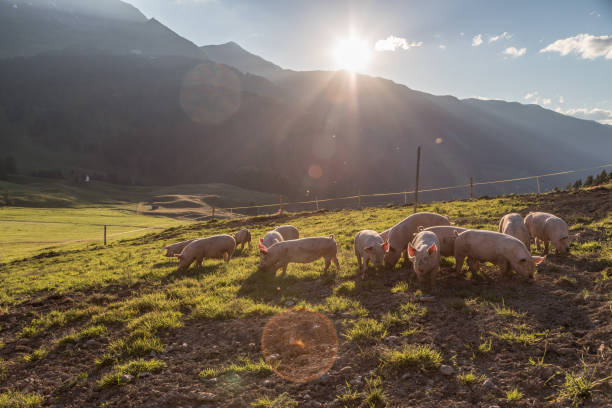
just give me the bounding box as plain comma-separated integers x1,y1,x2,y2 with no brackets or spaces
334,37,371,72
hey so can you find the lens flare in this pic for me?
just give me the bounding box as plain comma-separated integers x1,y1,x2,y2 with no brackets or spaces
262,309,338,383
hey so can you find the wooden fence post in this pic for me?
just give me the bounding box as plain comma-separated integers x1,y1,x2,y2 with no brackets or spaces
470,177,474,199
357,190,361,210
536,176,541,194
104,225,107,245
279,195,283,214
315,196,319,211
414,146,421,214
211,206,215,220
404,190,407,205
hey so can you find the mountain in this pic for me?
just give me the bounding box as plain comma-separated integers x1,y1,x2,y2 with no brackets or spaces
201,41,287,80
0,2,611,199
0,0,204,59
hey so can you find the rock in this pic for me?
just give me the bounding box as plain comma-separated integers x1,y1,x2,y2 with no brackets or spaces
439,365,454,376
482,379,493,388
303,394,311,399
196,392,217,402
352,375,362,384
401,373,411,380
263,379,273,386
121,374,134,383
285,300,295,306
339,366,352,374
15,345,32,353
385,336,398,342
316,373,330,383
267,353,280,361
182,342,188,348
137,372,151,378
84,339,98,348
417,295,436,302
207,377,218,383
248,343,256,348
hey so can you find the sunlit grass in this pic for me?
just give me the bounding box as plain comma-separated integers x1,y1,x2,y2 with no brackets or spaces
200,356,274,379
0,390,43,408
98,358,166,387
382,344,443,371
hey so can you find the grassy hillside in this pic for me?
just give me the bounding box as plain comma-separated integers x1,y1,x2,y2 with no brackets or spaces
0,187,610,407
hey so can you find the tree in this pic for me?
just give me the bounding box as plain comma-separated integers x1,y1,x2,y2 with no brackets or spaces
565,182,572,191
572,179,582,190
584,175,594,187
595,169,608,185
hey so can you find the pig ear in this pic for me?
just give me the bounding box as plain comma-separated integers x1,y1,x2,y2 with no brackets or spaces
258,243,268,254
382,241,389,252
259,238,263,243
407,244,416,258
173,253,182,259
532,255,545,265
428,243,437,255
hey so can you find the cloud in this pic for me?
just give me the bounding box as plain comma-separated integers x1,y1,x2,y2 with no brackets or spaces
589,10,601,18
503,46,526,57
542,98,551,105
489,32,513,43
540,33,612,59
472,34,483,46
557,107,612,125
438,44,446,50
559,96,564,104
374,36,423,52
524,91,538,100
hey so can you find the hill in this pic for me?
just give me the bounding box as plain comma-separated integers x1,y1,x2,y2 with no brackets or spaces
0,186,610,406
0,0,204,59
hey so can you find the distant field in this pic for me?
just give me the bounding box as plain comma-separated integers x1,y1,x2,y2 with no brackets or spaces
0,177,280,261
0,206,186,262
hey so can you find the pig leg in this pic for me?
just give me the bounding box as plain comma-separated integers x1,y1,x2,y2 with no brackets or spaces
332,256,340,271
281,263,289,275
535,237,542,252
497,258,510,276
355,251,362,269
543,240,550,255
324,258,331,273
196,256,204,267
455,255,465,275
467,257,480,273
430,265,439,286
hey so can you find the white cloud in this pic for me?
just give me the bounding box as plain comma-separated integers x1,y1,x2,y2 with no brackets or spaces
472,34,483,46
589,10,601,18
524,91,538,100
557,107,612,125
559,96,564,104
542,98,552,105
460,32,465,37
540,33,612,60
503,46,526,57
438,44,446,50
489,32,513,43
375,36,423,52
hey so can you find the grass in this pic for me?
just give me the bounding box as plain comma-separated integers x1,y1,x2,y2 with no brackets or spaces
556,359,612,406
23,347,49,363
0,391,43,408
336,381,361,406
363,374,388,407
58,324,107,345
490,324,548,346
505,387,523,401
458,372,485,385
382,344,443,371
250,393,298,408
492,298,526,318
200,356,275,379
98,358,166,387
343,318,387,342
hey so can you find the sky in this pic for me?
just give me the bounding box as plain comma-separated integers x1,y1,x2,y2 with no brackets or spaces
128,0,612,125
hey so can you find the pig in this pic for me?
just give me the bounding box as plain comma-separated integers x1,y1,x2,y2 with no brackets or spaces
354,230,389,279
383,212,451,269
274,225,300,241
259,235,339,275
422,226,467,257
261,230,284,248
174,234,236,270
524,212,579,255
454,230,544,279
498,213,530,249
163,239,196,257
234,228,252,250
408,231,441,285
